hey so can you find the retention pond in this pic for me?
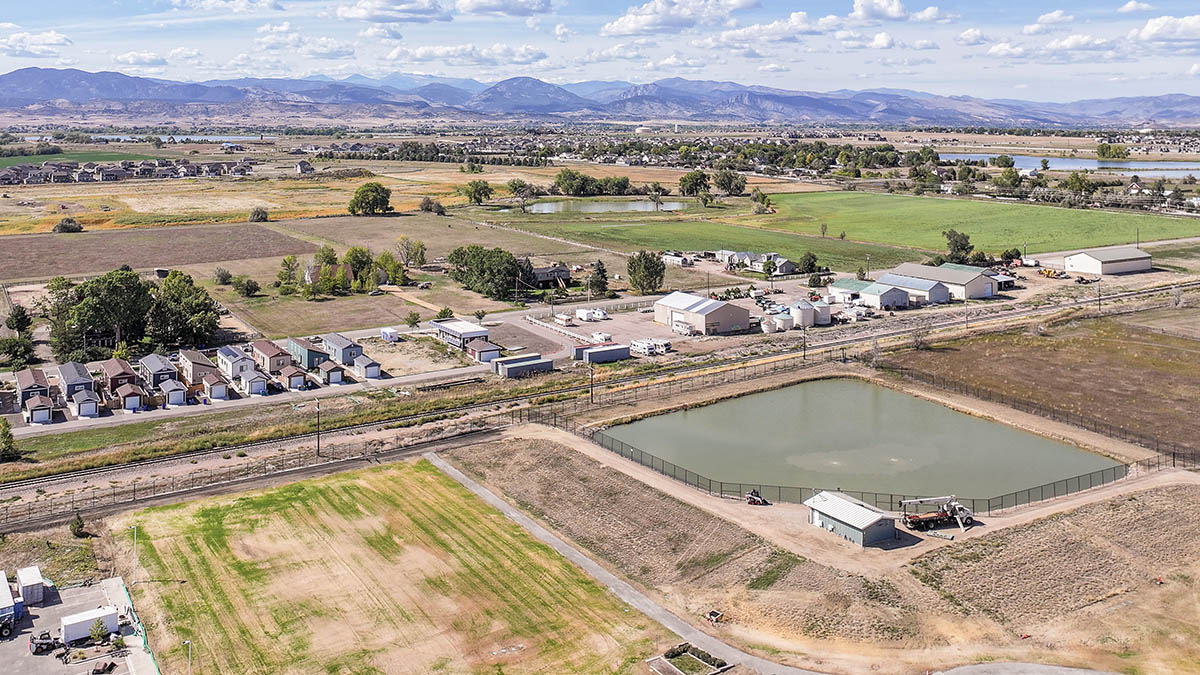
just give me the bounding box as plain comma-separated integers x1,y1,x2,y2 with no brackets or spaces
604,378,1119,498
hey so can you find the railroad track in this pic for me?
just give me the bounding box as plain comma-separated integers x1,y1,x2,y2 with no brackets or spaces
3,278,1194,494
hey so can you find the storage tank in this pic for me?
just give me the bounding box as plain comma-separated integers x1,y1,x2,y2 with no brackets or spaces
761,319,778,334
812,300,832,325
789,301,815,327
774,314,795,331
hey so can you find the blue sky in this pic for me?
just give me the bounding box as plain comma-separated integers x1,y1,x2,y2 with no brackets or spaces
1,0,1199,99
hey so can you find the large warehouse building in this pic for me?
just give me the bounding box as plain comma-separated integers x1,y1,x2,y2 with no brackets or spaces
892,263,995,300
654,291,750,335
1064,247,1152,275
803,491,896,547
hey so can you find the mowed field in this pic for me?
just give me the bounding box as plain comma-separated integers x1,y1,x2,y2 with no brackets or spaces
0,150,156,168
751,192,1200,254
0,223,317,282
122,460,669,675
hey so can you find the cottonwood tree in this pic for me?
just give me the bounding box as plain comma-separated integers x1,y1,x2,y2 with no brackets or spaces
627,251,665,295
396,236,427,269
458,180,494,205
678,170,710,197
348,182,393,215
713,169,746,197
277,255,299,286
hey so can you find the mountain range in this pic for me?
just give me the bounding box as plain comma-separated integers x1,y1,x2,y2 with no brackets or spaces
3,67,1199,127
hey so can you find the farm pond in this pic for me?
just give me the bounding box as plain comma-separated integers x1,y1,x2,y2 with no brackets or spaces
603,378,1119,499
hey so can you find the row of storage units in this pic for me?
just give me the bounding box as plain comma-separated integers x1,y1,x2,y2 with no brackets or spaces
569,342,632,364
491,353,554,378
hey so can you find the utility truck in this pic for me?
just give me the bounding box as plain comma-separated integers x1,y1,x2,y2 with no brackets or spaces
900,496,975,532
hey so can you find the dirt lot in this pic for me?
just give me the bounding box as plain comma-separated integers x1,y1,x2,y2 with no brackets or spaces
0,223,316,282
116,459,671,674
360,335,472,376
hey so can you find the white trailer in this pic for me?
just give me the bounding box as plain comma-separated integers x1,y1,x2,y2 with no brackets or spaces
16,566,43,605
575,308,595,322
380,327,401,343
61,606,119,645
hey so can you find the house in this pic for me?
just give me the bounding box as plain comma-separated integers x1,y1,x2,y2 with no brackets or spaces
24,395,54,424
747,252,797,276
661,253,695,267
874,273,950,305
159,379,188,407
859,283,909,310
238,370,270,396
353,355,381,379
428,317,489,349
465,339,503,363
250,340,292,373
99,359,137,395
803,491,896,547
303,264,355,286
654,291,750,336
296,160,314,175
829,278,874,304
69,390,101,418
137,354,178,388
530,264,571,289
278,365,308,391
217,346,256,380
178,350,219,386
320,333,363,366
114,383,146,411
15,368,50,405
892,262,995,300
287,338,329,370
1064,248,1152,275
202,373,228,400
317,360,345,385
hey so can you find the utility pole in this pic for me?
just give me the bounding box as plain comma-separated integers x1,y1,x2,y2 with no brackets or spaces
1097,281,1102,312
588,364,595,404
315,399,321,458
866,254,871,279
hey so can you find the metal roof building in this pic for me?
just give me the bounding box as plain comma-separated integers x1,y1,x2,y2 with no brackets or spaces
1064,247,1152,275
893,262,995,299
803,491,896,547
653,291,750,335
428,317,489,349
875,273,951,304
859,283,909,310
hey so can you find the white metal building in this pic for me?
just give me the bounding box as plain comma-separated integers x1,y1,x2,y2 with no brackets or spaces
859,283,909,310
653,292,750,336
803,491,896,547
428,317,489,349
893,263,994,299
874,273,950,305
1064,247,1152,275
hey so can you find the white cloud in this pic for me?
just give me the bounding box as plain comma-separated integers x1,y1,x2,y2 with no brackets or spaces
0,23,17,31
987,42,1026,57
1190,63,1200,75
553,23,573,42
575,42,647,63
255,22,302,50
870,31,896,48
0,30,72,58
171,0,282,10
850,0,908,21
601,0,759,36
114,51,167,66
359,24,405,40
757,62,789,72
1129,15,1200,43
169,47,202,60
956,27,987,45
454,0,550,16
910,6,956,23
302,37,356,59
337,0,452,23
386,42,547,64
1023,9,1073,34
1117,1,1152,13
912,39,939,49
650,52,707,69
1045,34,1111,50
695,11,837,47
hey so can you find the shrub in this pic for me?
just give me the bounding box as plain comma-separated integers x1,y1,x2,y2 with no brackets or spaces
231,276,260,297
213,267,232,285
112,636,126,650
419,196,435,212
69,512,85,537
435,307,454,319
432,201,446,216
52,217,83,233
90,618,108,644
248,206,269,222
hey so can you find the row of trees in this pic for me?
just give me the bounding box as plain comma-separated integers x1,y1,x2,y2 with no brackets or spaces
314,142,549,166
266,237,428,300
447,245,536,300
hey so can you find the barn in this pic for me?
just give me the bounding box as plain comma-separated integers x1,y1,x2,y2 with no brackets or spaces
1064,247,1152,275
803,491,896,547
653,291,750,336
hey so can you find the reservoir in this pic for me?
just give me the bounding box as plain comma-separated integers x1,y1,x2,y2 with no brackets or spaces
940,152,1200,179
604,379,1119,498
517,200,685,214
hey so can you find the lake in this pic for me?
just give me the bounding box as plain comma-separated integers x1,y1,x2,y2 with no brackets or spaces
604,378,1119,498
941,152,1200,179
504,200,686,214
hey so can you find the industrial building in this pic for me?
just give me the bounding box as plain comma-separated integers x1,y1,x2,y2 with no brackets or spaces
654,291,750,336
874,273,950,305
829,278,874,304
1064,247,1152,275
429,317,489,349
803,491,896,547
892,262,995,299
465,338,503,363
859,283,909,310
491,353,542,374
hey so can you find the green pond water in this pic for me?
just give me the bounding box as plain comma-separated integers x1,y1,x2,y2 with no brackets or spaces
604,378,1120,498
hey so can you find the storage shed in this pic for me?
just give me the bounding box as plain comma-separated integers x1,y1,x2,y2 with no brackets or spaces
202,373,228,400
239,370,269,396
1064,247,1152,275
582,344,630,364
380,327,401,343
859,283,909,310
318,360,345,384
16,566,43,605
279,365,308,390
654,291,750,336
803,491,896,547
24,395,53,424
491,353,542,375
61,606,118,645
465,339,503,363
497,358,553,378
114,383,146,410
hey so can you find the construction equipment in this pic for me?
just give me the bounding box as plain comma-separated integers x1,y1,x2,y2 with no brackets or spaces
29,631,60,655
900,495,975,532
744,489,771,506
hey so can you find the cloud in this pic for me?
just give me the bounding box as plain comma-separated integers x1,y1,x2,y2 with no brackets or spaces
849,0,908,21
1117,1,1152,13
1023,9,1073,34
114,51,167,66
601,0,759,36
870,31,896,48
171,0,282,10
169,47,202,60
650,52,707,69
912,39,939,49
1045,34,1111,50
694,11,837,47
956,27,987,45
0,30,72,58
553,23,573,42
758,62,789,72
302,37,356,59
575,42,647,63
255,22,302,50
359,24,405,39
1129,15,1200,43
386,42,547,64
337,0,452,23
1190,63,1200,75
910,6,956,23
987,42,1026,57
0,23,17,31
454,0,550,16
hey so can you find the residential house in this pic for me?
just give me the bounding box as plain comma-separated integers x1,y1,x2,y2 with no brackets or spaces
56,362,94,399
320,333,363,366
137,354,178,388
178,350,219,386
287,338,329,370
303,264,355,286
530,264,571,289
250,340,292,374
217,346,256,381
99,359,137,395
15,368,50,405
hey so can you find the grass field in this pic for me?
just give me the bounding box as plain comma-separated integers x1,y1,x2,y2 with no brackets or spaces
752,192,1200,254
122,460,668,674
0,151,155,169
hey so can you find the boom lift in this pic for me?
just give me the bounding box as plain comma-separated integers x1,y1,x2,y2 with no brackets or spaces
900,495,974,532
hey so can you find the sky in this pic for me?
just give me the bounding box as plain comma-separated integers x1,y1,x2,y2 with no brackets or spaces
1,0,1199,100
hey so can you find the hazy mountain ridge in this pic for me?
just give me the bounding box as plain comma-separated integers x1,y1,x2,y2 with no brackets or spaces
2,67,1199,127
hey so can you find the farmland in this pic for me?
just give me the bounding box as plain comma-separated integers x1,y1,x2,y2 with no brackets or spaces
751,191,1199,253
121,459,670,674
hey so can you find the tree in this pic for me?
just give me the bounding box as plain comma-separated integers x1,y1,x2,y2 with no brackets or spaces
647,182,665,210
808,273,825,287
0,336,34,369
678,170,709,197
69,512,85,538
435,307,454,319
626,251,665,295
314,245,338,267
992,154,1015,168
943,229,974,264
232,276,260,297
0,418,20,463
374,250,403,285
277,255,299,286
249,206,269,222
404,311,421,328
587,260,608,295
348,182,393,215
695,191,715,208
1059,171,1096,195
507,179,535,212
473,310,487,321
5,305,32,335
213,267,232,285
447,245,525,300
554,168,588,196
90,618,108,644
419,196,436,212
797,252,818,275
396,236,427,269
458,180,494,205
1096,143,1129,159
819,222,828,238
147,271,219,348
1040,159,1050,171
111,341,131,361
761,259,777,278
994,167,1023,189
713,169,746,197
839,231,846,240
71,269,153,346
342,246,374,280
856,266,867,281
53,217,83,233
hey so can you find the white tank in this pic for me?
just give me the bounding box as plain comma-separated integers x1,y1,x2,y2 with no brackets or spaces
812,301,832,325
774,314,795,331
789,302,816,327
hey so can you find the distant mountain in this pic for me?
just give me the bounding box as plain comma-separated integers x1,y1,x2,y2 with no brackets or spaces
4,67,1200,127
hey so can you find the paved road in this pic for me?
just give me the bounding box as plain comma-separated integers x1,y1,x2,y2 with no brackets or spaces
940,665,1115,674
426,453,825,675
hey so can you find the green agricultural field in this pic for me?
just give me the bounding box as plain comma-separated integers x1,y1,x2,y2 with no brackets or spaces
121,460,669,674
0,151,156,168
751,192,1199,254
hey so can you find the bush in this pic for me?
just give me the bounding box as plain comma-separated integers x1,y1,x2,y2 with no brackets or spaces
248,206,269,222
69,512,85,538
112,636,126,650
231,276,260,297
213,267,232,285
432,201,446,216
52,217,83,233
419,196,435,212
